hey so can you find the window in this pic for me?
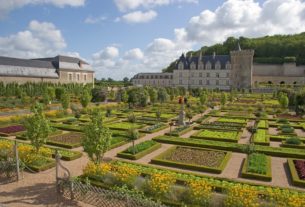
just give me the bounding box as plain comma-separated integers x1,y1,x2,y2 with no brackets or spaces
199,72,202,77
207,80,210,85
191,72,194,77
179,72,182,77
207,73,210,77
178,62,184,70
77,74,80,81
216,80,219,85
206,62,211,70
199,80,202,85
216,73,219,78
190,63,196,70
226,80,230,85
226,73,229,78
198,63,204,70
69,73,73,81
84,74,87,81
179,79,182,84
215,61,221,70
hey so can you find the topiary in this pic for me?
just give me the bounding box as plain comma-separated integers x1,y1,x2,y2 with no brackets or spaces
286,137,302,145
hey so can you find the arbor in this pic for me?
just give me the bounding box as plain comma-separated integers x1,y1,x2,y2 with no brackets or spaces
127,128,139,155
82,110,112,164
24,102,50,153
80,89,92,108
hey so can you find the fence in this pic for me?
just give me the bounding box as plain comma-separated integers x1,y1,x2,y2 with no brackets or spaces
55,152,166,207
0,141,22,183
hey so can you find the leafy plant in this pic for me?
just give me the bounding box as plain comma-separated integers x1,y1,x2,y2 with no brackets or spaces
127,128,139,155
247,153,267,174
286,137,302,145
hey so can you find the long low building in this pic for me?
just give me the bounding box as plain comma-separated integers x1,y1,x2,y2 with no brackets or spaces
0,55,94,84
132,47,305,89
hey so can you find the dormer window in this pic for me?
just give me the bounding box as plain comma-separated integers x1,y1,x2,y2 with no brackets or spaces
190,62,196,70
178,62,184,70
79,61,83,68
215,61,221,70
226,61,231,70
198,63,204,70
206,61,211,70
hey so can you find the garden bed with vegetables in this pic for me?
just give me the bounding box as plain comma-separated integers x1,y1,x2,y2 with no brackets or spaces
191,129,241,142
47,132,84,149
165,125,194,136
252,129,270,146
194,122,243,131
216,118,248,125
257,120,269,129
139,123,168,133
241,153,272,181
117,140,161,160
151,146,231,174
104,122,145,131
288,159,305,188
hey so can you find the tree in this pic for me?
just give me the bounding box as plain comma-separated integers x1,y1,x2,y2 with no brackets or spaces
157,88,169,104
42,89,50,105
186,111,193,124
156,110,161,123
47,87,56,103
280,94,289,109
127,128,139,155
221,92,227,106
121,90,128,103
82,110,112,164
55,87,64,100
148,88,158,105
61,90,70,111
199,93,208,105
80,89,92,108
24,102,50,153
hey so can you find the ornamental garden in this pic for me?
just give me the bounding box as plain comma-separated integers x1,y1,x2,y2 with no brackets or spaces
0,82,305,206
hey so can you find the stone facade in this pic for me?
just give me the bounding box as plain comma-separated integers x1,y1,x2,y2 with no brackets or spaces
132,48,305,89
0,55,94,85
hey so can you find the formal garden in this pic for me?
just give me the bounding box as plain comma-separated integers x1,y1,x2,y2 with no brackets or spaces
1,82,305,206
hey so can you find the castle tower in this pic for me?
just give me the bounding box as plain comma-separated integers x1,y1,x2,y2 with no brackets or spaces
230,44,254,89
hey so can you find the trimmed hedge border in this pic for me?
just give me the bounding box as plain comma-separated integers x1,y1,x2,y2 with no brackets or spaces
287,159,305,188
117,142,161,160
280,142,305,149
191,130,242,143
153,135,305,159
51,150,82,161
269,135,305,142
150,146,231,174
241,156,272,181
51,123,83,132
195,115,210,124
165,125,194,137
252,131,270,146
139,124,168,134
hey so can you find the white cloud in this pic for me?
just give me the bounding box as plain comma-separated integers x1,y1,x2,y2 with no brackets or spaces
121,10,157,23
184,0,305,45
0,20,67,58
84,15,107,24
0,0,86,19
113,0,198,12
124,48,144,59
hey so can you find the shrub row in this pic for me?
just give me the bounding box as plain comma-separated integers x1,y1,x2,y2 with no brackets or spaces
287,159,305,188
117,141,161,160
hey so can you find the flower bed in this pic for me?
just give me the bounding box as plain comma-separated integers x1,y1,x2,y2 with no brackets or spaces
217,118,247,124
287,159,305,188
153,135,305,159
117,140,161,160
165,125,193,136
241,153,272,181
47,132,84,148
252,129,269,146
0,125,25,136
151,146,231,174
139,123,168,133
191,129,241,142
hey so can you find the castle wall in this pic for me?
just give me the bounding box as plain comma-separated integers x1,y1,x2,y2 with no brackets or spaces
0,76,60,84
253,63,305,76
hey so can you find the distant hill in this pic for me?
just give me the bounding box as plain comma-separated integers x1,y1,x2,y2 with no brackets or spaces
163,32,305,72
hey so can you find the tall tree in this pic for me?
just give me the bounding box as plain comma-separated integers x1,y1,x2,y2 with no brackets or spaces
24,102,50,153
80,89,92,108
82,110,112,164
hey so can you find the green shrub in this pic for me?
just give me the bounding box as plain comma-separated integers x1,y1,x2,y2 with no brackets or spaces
125,140,157,154
286,137,302,145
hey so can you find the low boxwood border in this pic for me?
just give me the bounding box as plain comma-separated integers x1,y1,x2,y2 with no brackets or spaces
257,120,269,129
150,146,231,174
46,140,81,149
153,136,305,159
139,124,168,134
117,142,161,160
241,156,272,182
280,142,305,149
252,132,270,146
191,130,241,143
269,135,305,142
165,125,194,137
287,159,305,188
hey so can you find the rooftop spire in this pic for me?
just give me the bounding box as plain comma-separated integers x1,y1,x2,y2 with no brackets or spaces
237,42,242,51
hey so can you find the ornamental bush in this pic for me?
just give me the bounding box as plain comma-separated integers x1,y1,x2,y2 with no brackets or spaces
286,137,302,145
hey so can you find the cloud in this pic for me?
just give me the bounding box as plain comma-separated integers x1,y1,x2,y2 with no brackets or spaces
183,0,305,45
0,0,86,19
121,10,157,23
0,20,67,58
124,48,144,59
84,15,107,24
113,0,198,12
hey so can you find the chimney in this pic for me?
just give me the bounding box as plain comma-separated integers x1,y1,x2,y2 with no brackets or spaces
213,52,216,59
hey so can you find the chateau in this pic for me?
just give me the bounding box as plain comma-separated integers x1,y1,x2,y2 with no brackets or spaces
132,47,305,89
0,55,94,84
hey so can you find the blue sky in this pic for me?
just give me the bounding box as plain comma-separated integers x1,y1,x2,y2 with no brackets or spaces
0,0,304,80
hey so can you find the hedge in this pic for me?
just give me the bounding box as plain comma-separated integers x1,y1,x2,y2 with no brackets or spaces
26,157,56,172
139,124,168,134
51,123,83,132
191,130,242,143
287,159,305,188
165,125,194,137
252,130,270,146
150,146,231,174
153,136,305,159
280,141,305,149
241,156,272,182
117,142,161,160
195,115,210,124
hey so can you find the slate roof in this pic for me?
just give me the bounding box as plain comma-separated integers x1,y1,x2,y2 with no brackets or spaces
176,54,230,69
0,56,56,69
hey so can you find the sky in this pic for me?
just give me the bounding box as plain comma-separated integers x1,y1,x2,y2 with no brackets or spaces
0,0,305,80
